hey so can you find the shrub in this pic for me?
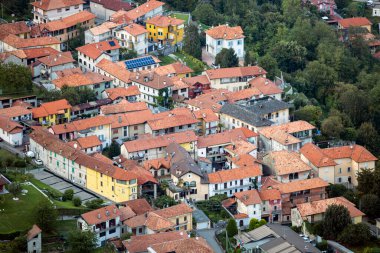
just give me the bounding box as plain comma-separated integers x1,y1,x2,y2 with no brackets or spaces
45,188,63,200
62,189,74,201
13,159,26,168
85,199,104,209
72,197,82,207
226,218,238,237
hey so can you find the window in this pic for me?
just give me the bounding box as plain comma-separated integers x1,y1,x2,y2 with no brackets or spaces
237,40,242,45
57,8,62,12
109,228,116,234
338,168,342,174
176,218,179,225
217,40,221,45
179,125,183,130
215,184,218,190
184,216,187,221
112,186,114,191
100,181,103,187
228,41,232,47
224,182,227,189
347,167,351,172
187,124,191,127
75,5,79,9
65,7,70,11
134,125,138,130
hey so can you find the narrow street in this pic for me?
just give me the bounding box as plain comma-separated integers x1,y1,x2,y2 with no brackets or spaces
197,229,225,253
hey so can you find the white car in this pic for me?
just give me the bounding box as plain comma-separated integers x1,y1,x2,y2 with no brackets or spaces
34,159,43,165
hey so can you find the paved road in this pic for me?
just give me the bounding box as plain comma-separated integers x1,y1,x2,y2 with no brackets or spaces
268,224,321,253
29,168,100,202
197,229,225,253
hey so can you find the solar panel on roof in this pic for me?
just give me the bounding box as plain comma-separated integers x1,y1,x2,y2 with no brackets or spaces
124,56,155,70
108,41,116,46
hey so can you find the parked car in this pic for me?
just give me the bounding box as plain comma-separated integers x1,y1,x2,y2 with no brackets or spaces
25,151,35,158
34,159,43,165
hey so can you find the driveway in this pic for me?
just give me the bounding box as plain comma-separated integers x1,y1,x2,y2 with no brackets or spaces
197,229,224,253
268,223,321,253
29,168,100,202
202,47,214,67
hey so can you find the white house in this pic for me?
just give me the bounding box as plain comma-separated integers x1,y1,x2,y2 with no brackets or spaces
90,0,133,21
38,51,76,79
85,22,120,44
207,166,262,198
27,225,42,253
373,4,380,16
77,40,120,72
96,59,131,88
78,205,122,247
114,23,148,56
205,24,245,59
233,189,262,227
0,116,23,146
110,0,165,23
31,0,84,23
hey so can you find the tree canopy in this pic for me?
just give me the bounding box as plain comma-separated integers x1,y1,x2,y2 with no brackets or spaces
215,48,239,68
322,204,352,240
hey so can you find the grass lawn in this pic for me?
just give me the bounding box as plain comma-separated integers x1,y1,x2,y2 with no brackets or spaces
174,52,208,74
55,220,77,238
0,184,47,234
158,55,177,65
170,12,190,24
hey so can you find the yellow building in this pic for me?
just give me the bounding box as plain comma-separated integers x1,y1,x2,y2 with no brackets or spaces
85,164,138,203
146,15,185,46
31,99,72,127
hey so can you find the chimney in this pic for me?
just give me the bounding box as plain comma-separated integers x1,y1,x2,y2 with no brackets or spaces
118,116,122,123
106,210,110,216
97,213,101,219
113,207,117,214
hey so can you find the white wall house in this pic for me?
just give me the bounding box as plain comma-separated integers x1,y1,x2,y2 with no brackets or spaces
0,117,23,146
78,205,122,247
85,22,119,44
114,23,148,56
32,0,84,23
205,24,245,58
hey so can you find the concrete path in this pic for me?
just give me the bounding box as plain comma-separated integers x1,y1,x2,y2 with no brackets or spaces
197,229,224,253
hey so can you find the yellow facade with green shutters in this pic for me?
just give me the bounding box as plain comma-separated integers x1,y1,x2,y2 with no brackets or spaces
37,109,71,127
85,166,138,203
146,16,184,46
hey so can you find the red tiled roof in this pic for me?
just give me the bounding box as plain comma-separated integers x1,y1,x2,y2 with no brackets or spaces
300,143,336,167
149,237,213,253
322,144,378,163
206,66,266,80
104,86,140,101
197,127,256,148
76,39,120,60
296,197,364,218
96,58,131,84
27,225,42,241
206,25,244,40
153,203,192,218
50,115,113,134
273,178,328,194
81,205,121,225
154,62,193,76
338,17,372,28
122,198,154,215
234,189,261,206
38,51,75,67
193,108,219,123
31,99,71,118
249,77,283,96
0,21,30,36
2,34,60,49
123,0,165,21
101,100,148,115
208,166,262,184
31,0,84,11
53,72,113,89
0,105,31,118
147,114,198,131
9,47,59,60
123,23,148,36
266,150,312,176
146,15,184,27
259,189,281,201
41,11,95,31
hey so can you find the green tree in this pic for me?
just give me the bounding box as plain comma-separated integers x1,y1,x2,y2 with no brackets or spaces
357,168,375,195
215,48,239,68
67,230,97,253
258,54,278,80
154,195,176,208
108,141,121,158
7,183,22,198
321,116,344,138
322,204,351,240
271,40,307,73
0,63,32,95
192,3,218,26
62,189,74,201
34,200,58,233
85,199,104,209
337,85,369,126
248,218,267,231
9,235,27,253
360,194,380,219
226,218,238,237
357,122,379,154
120,48,137,61
294,105,322,126
183,24,202,59
327,184,348,198
338,223,371,246
72,197,82,207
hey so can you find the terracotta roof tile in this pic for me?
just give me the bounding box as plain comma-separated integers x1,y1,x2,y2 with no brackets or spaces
208,166,262,184
101,100,148,115
205,25,244,40
338,17,372,28
52,71,113,89
183,75,210,86
31,99,71,118
234,189,261,206
104,86,140,101
249,77,283,96
147,114,198,131
54,67,83,78
123,0,165,21
226,87,262,102
96,58,131,83
123,131,197,153
229,154,261,168
2,34,60,49
206,66,266,80
300,143,336,167
38,51,75,67
74,135,101,149
122,198,154,215
265,150,312,176
273,178,328,194
89,22,119,36
9,47,59,60
225,140,257,156
149,237,213,253
41,11,95,31
0,21,29,36
123,231,188,253
154,62,193,76
119,206,136,221
81,204,121,225
153,203,193,218
193,108,219,123
123,23,148,36
0,105,32,118
322,144,377,163
197,127,256,148
129,70,174,90
76,39,120,60
27,225,42,241
50,115,112,134
259,189,281,201
31,0,84,10
296,197,364,218
0,115,23,134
